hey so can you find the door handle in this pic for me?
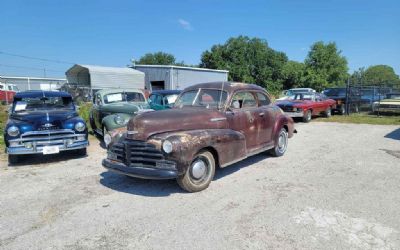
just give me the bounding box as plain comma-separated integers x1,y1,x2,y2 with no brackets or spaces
259,113,265,117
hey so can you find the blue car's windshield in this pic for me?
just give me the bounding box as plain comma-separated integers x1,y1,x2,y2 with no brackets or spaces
13,96,74,112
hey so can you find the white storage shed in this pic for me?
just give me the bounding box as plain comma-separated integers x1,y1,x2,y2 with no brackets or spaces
65,64,145,91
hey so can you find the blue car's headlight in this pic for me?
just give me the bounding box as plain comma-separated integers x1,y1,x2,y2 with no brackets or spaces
7,126,20,137
114,115,127,126
75,122,86,132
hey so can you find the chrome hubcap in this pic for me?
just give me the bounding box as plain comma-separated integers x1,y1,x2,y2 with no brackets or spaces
191,159,207,179
278,131,288,153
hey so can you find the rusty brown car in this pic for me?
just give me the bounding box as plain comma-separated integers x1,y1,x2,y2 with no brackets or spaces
103,82,296,192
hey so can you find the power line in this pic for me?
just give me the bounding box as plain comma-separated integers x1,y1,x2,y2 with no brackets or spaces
0,51,75,65
0,63,66,73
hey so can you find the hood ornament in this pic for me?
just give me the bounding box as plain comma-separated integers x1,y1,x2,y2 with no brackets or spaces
43,123,55,128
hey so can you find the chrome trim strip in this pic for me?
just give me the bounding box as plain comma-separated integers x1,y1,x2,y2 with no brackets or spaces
21,129,75,137
210,117,227,122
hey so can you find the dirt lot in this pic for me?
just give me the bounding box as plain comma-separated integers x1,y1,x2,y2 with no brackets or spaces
0,122,399,250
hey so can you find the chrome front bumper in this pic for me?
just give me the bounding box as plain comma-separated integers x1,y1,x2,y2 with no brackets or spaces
283,111,304,118
6,129,89,155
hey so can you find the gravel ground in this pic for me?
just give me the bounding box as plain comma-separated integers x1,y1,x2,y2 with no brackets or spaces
0,122,399,250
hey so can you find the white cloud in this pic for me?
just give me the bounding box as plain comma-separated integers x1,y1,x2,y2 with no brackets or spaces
178,18,193,31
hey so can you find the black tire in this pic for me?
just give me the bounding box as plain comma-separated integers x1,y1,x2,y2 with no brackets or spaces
89,114,96,133
76,148,87,157
302,110,312,123
177,150,216,192
324,107,332,118
8,154,19,165
269,128,289,157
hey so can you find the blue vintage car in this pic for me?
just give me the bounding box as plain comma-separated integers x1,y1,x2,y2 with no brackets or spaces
4,90,89,164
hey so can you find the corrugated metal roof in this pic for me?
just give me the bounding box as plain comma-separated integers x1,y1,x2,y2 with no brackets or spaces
65,64,145,90
134,64,229,73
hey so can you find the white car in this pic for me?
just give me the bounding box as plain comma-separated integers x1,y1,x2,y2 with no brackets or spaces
277,88,316,100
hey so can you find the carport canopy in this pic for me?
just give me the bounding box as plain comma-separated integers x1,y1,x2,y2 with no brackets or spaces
65,64,145,90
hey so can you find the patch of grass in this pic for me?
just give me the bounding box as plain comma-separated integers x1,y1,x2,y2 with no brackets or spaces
314,113,400,125
0,105,9,151
77,102,93,132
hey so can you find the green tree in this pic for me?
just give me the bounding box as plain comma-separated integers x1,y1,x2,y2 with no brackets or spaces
200,36,288,93
281,61,305,90
363,65,400,85
304,41,348,91
136,52,178,65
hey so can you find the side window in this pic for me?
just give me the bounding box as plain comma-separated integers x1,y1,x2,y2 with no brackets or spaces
149,94,157,103
230,92,257,109
256,92,271,106
0,85,4,90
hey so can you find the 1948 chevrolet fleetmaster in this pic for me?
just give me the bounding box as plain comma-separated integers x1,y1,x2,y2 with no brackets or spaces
103,82,296,192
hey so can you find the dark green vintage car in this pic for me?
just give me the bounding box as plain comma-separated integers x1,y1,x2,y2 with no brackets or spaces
89,89,152,146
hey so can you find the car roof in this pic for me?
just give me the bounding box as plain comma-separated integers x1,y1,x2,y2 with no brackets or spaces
151,90,181,95
183,81,266,93
14,90,72,98
95,88,144,95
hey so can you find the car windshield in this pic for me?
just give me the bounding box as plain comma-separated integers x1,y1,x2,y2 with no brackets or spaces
324,88,346,97
103,92,145,104
287,89,312,96
164,94,179,105
13,96,74,112
361,89,374,96
386,94,400,99
287,93,314,101
175,89,228,109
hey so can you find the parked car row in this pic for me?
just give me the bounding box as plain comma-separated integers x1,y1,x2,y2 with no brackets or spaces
3,82,296,192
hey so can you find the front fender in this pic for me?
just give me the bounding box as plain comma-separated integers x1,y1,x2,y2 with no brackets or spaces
149,129,246,172
102,113,132,131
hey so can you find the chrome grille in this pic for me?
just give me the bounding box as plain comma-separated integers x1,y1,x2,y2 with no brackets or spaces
110,139,166,167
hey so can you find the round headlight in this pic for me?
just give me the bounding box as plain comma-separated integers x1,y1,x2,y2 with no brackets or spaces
162,140,173,154
75,122,86,132
7,126,20,137
293,107,297,112
114,115,127,125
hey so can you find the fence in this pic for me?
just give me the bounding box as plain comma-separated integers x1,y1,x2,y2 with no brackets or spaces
344,80,400,115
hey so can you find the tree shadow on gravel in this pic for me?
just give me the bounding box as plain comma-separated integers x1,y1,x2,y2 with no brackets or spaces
384,128,400,141
99,152,270,196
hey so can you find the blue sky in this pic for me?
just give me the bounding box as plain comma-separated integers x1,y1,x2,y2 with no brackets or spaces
0,0,399,78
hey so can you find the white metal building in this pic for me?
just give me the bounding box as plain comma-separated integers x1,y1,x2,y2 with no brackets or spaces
133,65,229,90
0,75,67,91
65,64,145,91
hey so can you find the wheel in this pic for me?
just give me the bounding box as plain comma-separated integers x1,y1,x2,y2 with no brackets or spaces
302,110,312,123
339,105,346,115
324,107,332,118
177,150,216,192
103,126,112,147
8,154,19,165
354,104,359,113
269,128,288,157
75,148,87,157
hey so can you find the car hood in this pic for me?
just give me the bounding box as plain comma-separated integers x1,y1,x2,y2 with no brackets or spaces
126,107,227,140
376,99,400,105
102,102,150,115
10,110,79,130
275,100,313,107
